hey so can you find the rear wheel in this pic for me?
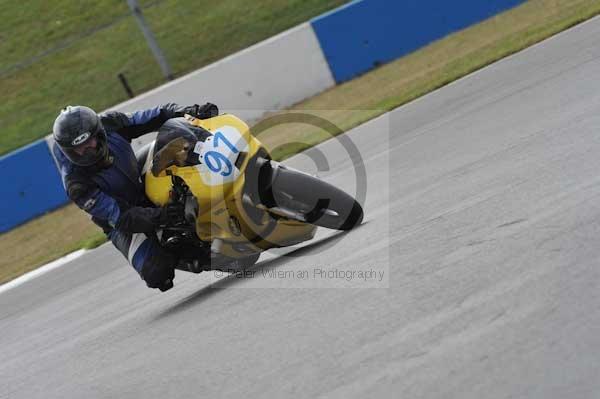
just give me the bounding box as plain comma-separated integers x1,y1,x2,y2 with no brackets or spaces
210,253,261,273
267,165,363,230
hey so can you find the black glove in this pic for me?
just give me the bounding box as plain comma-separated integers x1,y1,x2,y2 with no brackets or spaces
115,202,185,233
116,206,162,233
158,201,186,226
182,103,219,119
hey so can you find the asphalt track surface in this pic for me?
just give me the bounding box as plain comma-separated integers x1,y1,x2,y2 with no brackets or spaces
3,17,600,399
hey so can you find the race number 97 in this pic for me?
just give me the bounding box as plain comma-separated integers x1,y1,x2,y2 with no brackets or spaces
204,131,239,177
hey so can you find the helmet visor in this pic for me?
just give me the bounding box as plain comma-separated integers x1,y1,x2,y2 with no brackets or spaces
61,128,108,166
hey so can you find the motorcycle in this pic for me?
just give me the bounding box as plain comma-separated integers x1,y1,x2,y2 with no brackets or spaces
135,113,363,274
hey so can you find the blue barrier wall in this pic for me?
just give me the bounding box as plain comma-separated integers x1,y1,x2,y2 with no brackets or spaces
311,0,527,83
0,140,68,233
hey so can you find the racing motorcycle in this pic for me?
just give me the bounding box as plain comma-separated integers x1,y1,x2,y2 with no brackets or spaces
135,113,363,274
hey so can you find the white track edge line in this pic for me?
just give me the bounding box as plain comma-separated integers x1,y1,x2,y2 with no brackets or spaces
0,249,87,294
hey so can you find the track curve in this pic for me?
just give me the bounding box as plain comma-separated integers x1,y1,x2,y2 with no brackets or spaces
3,17,600,399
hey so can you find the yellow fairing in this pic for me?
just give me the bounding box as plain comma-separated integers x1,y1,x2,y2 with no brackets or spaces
145,114,317,258
146,114,257,205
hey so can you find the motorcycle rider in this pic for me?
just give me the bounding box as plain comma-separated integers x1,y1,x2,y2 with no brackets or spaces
52,103,218,292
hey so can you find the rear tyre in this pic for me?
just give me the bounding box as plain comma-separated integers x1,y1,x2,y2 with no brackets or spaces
211,253,261,274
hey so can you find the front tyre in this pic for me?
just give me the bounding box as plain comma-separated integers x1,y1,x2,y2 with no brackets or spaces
267,165,363,231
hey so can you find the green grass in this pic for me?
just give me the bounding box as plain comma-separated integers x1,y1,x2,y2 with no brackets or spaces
261,0,600,160
2,0,600,285
0,0,348,155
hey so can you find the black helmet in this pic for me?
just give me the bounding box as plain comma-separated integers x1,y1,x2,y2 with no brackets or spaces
53,105,109,167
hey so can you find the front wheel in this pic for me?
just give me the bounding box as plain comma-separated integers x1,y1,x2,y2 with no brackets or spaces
266,165,363,231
